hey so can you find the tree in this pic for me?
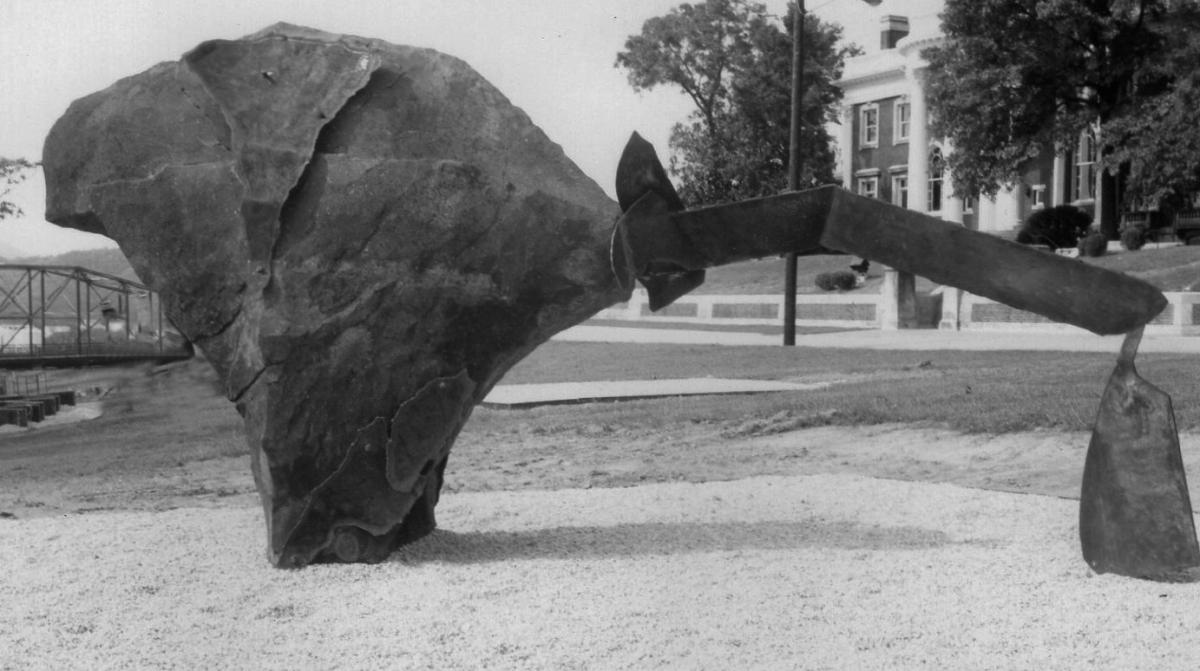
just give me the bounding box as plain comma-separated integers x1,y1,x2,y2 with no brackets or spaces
616,0,857,205
1104,22,1200,211
1,157,36,220
925,0,1200,236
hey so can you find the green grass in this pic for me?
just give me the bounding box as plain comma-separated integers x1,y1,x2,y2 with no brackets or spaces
695,255,892,295
698,246,1200,294
4,343,1196,513
1083,245,1200,291
491,341,1200,434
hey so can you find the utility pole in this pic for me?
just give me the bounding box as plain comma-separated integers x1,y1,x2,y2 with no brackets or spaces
783,0,805,346
783,0,882,346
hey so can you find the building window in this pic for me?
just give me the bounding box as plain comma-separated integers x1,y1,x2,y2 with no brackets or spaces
857,176,879,199
1030,185,1046,210
893,100,910,143
1074,128,1097,202
892,174,908,208
964,196,977,214
860,104,879,148
928,147,945,212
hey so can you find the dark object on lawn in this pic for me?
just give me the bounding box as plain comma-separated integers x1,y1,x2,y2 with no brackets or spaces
1080,329,1200,580
44,25,1192,581
815,270,857,291
1120,224,1149,251
1078,229,1109,257
1017,205,1092,251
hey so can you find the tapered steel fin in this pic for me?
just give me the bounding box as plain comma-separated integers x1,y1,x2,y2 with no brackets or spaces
1080,328,1200,581
615,132,685,212
612,133,704,310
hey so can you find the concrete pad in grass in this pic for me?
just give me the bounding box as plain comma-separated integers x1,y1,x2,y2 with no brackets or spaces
482,378,828,408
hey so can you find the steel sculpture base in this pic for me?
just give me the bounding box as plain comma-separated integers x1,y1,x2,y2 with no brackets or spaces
1080,329,1200,580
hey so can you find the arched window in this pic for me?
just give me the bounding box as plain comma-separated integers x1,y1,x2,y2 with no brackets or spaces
1074,127,1097,202
928,147,945,213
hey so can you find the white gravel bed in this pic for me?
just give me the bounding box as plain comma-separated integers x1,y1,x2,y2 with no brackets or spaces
2,474,1199,670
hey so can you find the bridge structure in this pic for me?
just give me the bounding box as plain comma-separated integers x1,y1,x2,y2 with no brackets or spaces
0,264,192,368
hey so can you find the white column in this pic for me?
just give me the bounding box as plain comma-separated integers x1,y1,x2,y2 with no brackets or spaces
941,144,964,225
878,67,928,331
977,195,996,232
840,105,855,190
1051,153,1067,207
880,269,899,330
939,287,961,331
906,68,929,212
937,143,963,330
942,190,964,224
999,186,1022,230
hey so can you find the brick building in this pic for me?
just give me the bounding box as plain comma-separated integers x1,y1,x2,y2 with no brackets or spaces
833,13,1105,235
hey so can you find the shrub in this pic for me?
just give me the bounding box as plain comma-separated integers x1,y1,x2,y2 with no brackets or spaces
814,270,858,291
1018,205,1092,250
1120,224,1148,251
1078,229,1108,257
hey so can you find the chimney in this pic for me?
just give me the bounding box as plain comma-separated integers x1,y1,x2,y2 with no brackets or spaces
880,15,909,50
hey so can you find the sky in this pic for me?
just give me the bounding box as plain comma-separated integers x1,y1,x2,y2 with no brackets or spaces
0,0,935,257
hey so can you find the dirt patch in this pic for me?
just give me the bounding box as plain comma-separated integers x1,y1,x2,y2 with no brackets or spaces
0,359,1193,524
449,420,1177,504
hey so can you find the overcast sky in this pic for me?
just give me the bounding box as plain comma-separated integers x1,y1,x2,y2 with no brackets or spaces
0,0,935,257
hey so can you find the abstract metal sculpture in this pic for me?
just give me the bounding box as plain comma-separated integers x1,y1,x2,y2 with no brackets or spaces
42,25,1199,579
615,133,1200,582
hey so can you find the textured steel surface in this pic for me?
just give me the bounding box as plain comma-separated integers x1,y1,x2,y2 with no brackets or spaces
612,135,1165,335
1080,329,1200,579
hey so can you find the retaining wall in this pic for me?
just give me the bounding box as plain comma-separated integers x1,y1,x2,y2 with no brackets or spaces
942,288,1200,336
592,291,882,330
591,288,1200,336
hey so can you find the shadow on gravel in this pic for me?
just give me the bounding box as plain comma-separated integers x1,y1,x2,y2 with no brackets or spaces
388,519,988,564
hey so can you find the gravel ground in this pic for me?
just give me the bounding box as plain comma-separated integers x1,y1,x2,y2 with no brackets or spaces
3,473,1200,670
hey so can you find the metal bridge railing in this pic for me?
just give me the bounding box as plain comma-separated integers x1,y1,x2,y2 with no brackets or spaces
0,264,193,367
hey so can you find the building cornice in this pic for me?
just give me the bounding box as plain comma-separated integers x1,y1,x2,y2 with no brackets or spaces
896,33,945,61
837,66,905,89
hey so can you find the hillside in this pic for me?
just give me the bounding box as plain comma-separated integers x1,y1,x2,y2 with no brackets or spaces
0,241,23,260
9,247,139,282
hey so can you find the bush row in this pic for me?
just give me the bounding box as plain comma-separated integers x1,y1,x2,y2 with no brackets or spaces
1016,204,1152,255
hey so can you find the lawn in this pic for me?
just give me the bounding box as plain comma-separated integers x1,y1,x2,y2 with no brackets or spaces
2,340,1198,518
695,244,1200,294
491,341,1200,434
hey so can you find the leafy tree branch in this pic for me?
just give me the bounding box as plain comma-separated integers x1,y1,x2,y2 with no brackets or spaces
617,0,857,205
1,157,37,221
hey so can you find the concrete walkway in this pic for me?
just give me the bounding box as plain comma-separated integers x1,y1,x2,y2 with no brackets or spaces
554,324,1200,354
482,378,829,408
